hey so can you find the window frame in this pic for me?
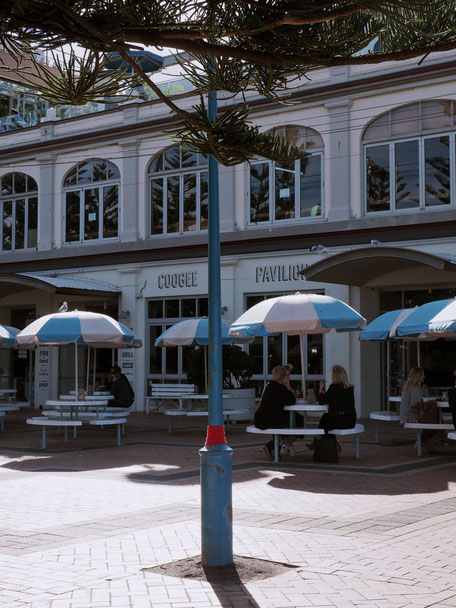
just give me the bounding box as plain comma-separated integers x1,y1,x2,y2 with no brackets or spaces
147,148,208,236
247,152,324,227
63,161,120,244
0,173,38,252
364,130,456,215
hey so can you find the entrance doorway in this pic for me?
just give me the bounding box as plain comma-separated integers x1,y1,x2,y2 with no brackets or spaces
11,308,35,401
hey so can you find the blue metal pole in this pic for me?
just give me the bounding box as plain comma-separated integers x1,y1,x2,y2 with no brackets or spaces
199,88,233,567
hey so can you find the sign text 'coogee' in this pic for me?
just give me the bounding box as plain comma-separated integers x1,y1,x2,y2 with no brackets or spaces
158,271,198,289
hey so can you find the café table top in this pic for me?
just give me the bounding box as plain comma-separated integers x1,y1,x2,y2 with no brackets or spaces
46,399,109,407
284,404,328,412
59,394,114,401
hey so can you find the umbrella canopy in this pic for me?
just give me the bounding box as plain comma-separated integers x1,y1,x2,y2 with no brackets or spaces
0,325,19,347
396,298,456,338
154,318,238,347
229,293,366,395
16,310,135,346
360,308,417,341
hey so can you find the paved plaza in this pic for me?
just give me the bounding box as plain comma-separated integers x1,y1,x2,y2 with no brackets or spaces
1,409,456,607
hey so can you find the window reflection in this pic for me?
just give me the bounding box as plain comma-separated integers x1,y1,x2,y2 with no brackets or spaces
0,172,38,250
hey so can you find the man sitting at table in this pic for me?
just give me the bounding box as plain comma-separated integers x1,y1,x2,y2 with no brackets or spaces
109,370,134,408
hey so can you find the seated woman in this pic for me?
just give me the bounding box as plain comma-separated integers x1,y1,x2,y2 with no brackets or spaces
316,364,356,434
254,365,297,460
400,366,440,454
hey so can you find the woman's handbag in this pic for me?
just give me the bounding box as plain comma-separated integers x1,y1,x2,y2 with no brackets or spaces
313,435,339,463
413,400,438,424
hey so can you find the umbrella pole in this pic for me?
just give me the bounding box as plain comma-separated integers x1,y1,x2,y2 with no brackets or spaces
74,342,78,397
386,342,390,409
417,341,421,367
86,345,90,393
93,348,97,389
300,335,306,400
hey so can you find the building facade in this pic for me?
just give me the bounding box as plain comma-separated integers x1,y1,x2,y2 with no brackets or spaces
2,50,456,412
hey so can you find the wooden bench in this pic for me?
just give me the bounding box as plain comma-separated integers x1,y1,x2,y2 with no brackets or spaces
369,411,401,443
404,422,455,455
26,417,82,449
246,425,325,462
163,408,249,433
90,418,127,447
145,383,196,413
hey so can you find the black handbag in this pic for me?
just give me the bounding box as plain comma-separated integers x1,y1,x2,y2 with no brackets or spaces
313,435,339,463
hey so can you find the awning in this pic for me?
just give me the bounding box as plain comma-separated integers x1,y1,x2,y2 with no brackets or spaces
301,247,456,287
0,273,120,298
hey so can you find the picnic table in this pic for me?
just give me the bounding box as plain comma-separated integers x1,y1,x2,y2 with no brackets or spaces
45,399,110,420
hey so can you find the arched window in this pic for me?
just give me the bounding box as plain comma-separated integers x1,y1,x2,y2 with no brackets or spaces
148,146,208,235
0,172,37,250
63,159,120,243
248,125,324,225
364,100,456,213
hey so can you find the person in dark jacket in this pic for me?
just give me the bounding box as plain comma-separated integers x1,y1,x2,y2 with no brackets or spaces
316,364,356,433
254,365,297,460
109,370,133,407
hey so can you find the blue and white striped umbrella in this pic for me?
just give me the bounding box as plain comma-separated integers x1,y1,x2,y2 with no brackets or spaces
229,293,366,395
360,308,416,341
155,318,238,347
16,310,135,346
396,298,456,338
0,325,19,347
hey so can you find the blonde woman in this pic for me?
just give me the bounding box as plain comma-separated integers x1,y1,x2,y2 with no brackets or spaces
317,364,356,433
400,366,424,424
254,365,297,460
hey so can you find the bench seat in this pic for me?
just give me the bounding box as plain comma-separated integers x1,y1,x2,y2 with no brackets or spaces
246,423,365,462
26,417,82,449
369,411,401,443
89,417,127,446
404,422,455,455
163,408,248,433
146,383,196,413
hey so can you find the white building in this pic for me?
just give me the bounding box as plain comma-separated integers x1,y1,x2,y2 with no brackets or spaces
1,50,456,413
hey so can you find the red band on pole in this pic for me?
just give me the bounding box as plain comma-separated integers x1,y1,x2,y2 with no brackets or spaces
205,425,226,446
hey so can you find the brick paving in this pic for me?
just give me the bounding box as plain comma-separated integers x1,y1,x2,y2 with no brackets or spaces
1,409,456,606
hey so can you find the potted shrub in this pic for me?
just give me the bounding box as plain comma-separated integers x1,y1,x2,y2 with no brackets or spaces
183,344,256,420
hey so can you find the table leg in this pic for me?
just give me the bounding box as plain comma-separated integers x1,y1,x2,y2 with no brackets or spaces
417,431,422,456
117,423,121,447
273,435,279,463
355,435,360,459
64,426,68,442
375,422,379,443
42,426,46,449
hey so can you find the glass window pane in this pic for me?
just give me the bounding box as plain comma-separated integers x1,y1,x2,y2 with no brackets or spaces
164,147,180,171
92,159,107,182
106,162,119,179
307,334,323,375
149,154,163,173
198,298,208,317
275,162,295,220
250,162,269,223
181,148,198,167
2,200,12,250
65,191,80,242
182,298,197,317
422,100,453,131
102,185,118,238
425,136,450,207
287,335,301,376
64,167,77,187
148,300,164,319
395,140,419,210
391,104,419,137
149,325,163,374
200,172,208,230
246,295,264,309
1,173,12,196
366,145,390,212
13,173,26,194
198,153,208,166
166,176,180,233
165,346,178,374
150,178,164,235
183,174,196,232
268,334,283,372
364,113,389,142
165,299,179,318
84,188,99,240
249,339,265,375
300,155,321,217
15,199,24,249
28,196,37,248
27,175,37,192
78,161,92,184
